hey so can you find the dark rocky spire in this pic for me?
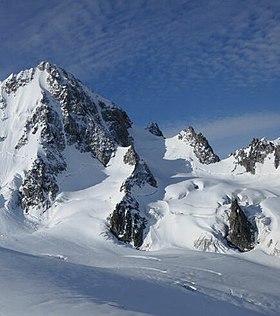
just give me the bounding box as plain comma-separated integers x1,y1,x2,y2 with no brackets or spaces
178,126,220,164
226,199,256,252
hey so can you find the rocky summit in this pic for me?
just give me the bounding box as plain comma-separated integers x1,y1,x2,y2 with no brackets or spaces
0,62,280,256
178,126,220,164
233,137,280,174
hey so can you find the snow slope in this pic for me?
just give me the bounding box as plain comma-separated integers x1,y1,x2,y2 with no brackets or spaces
1,232,280,316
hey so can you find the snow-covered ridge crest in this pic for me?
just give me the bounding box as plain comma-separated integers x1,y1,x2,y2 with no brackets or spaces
1,67,36,94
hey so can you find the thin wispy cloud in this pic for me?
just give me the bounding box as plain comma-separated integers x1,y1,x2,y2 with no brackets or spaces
0,0,279,145
197,113,280,141
1,0,280,89
162,112,280,158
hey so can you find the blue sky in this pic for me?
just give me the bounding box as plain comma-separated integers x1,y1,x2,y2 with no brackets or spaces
1,0,280,157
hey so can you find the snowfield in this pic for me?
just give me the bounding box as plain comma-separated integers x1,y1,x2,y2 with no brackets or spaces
1,232,280,316
0,126,279,315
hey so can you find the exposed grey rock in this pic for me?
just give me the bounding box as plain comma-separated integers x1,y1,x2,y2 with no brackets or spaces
16,91,66,213
234,138,280,174
99,101,132,147
146,122,164,137
123,145,139,166
226,199,256,252
20,157,59,213
122,145,157,190
41,61,133,166
194,234,228,253
121,160,157,193
110,145,157,248
178,126,220,164
274,146,280,169
110,193,147,249
0,96,7,109
2,68,35,94
16,92,65,152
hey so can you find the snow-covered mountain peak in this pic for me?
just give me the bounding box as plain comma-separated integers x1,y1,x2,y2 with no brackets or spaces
0,62,134,218
0,61,59,95
1,61,133,158
177,126,220,164
0,62,161,250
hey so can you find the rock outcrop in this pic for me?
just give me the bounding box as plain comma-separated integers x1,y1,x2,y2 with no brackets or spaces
121,146,157,192
146,122,164,137
110,145,157,248
178,126,220,164
20,157,59,213
40,61,132,166
226,199,256,252
234,138,280,174
110,193,147,249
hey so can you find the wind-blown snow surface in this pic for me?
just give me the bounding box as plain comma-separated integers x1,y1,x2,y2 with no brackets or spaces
0,233,280,315
0,126,280,315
